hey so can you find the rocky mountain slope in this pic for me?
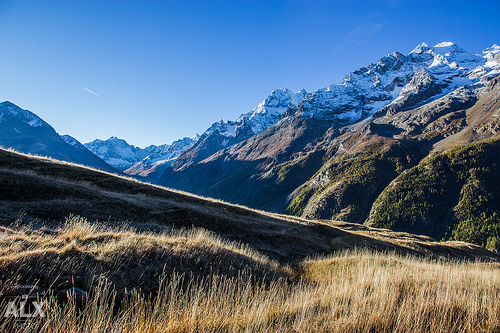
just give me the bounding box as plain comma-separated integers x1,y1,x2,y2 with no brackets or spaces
170,88,308,171
0,101,117,173
160,42,500,248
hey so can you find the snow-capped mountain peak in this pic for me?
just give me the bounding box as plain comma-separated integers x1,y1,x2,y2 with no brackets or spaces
0,101,44,127
253,88,307,112
122,136,196,179
84,137,155,170
482,44,500,69
85,135,195,175
482,44,500,58
296,41,500,125
136,138,194,165
433,41,466,54
200,88,307,142
430,42,482,70
241,88,308,134
165,88,310,168
410,42,431,55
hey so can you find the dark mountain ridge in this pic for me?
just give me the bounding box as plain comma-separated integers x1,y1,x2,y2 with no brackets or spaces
0,101,117,173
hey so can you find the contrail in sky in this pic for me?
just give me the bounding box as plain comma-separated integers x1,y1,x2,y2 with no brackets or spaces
84,87,102,98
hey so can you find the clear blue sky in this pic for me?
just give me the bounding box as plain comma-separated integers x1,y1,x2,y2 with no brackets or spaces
1,0,499,147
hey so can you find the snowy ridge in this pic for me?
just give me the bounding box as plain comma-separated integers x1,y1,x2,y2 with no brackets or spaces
238,88,308,134
134,137,196,167
298,42,499,124
0,101,44,127
61,134,99,154
124,136,196,178
202,88,307,145
61,134,79,147
85,136,196,172
84,137,156,170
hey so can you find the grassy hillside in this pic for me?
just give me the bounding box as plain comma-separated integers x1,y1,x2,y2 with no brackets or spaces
1,239,498,332
3,147,495,262
0,216,289,297
367,139,500,249
1,148,499,332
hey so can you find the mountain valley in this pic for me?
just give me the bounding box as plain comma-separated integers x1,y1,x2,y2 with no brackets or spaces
1,42,499,250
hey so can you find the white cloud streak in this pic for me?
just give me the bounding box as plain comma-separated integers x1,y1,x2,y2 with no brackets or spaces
84,87,102,98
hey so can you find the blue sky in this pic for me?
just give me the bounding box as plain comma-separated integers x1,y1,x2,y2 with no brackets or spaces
1,0,499,147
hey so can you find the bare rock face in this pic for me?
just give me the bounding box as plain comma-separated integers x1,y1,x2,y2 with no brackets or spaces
374,67,444,117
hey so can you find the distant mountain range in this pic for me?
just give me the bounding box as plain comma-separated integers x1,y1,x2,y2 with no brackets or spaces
83,136,197,181
83,87,308,178
1,41,499,248
0,101,117,173
0,102,197,181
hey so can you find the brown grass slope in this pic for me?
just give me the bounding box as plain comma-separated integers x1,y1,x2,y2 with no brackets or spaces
0,147,498,263
1,247,499,332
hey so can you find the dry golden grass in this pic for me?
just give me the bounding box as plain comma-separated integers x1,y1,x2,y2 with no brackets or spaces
301,250,500,332
0,216,290,299
2,258,498,332
1,219,498,332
